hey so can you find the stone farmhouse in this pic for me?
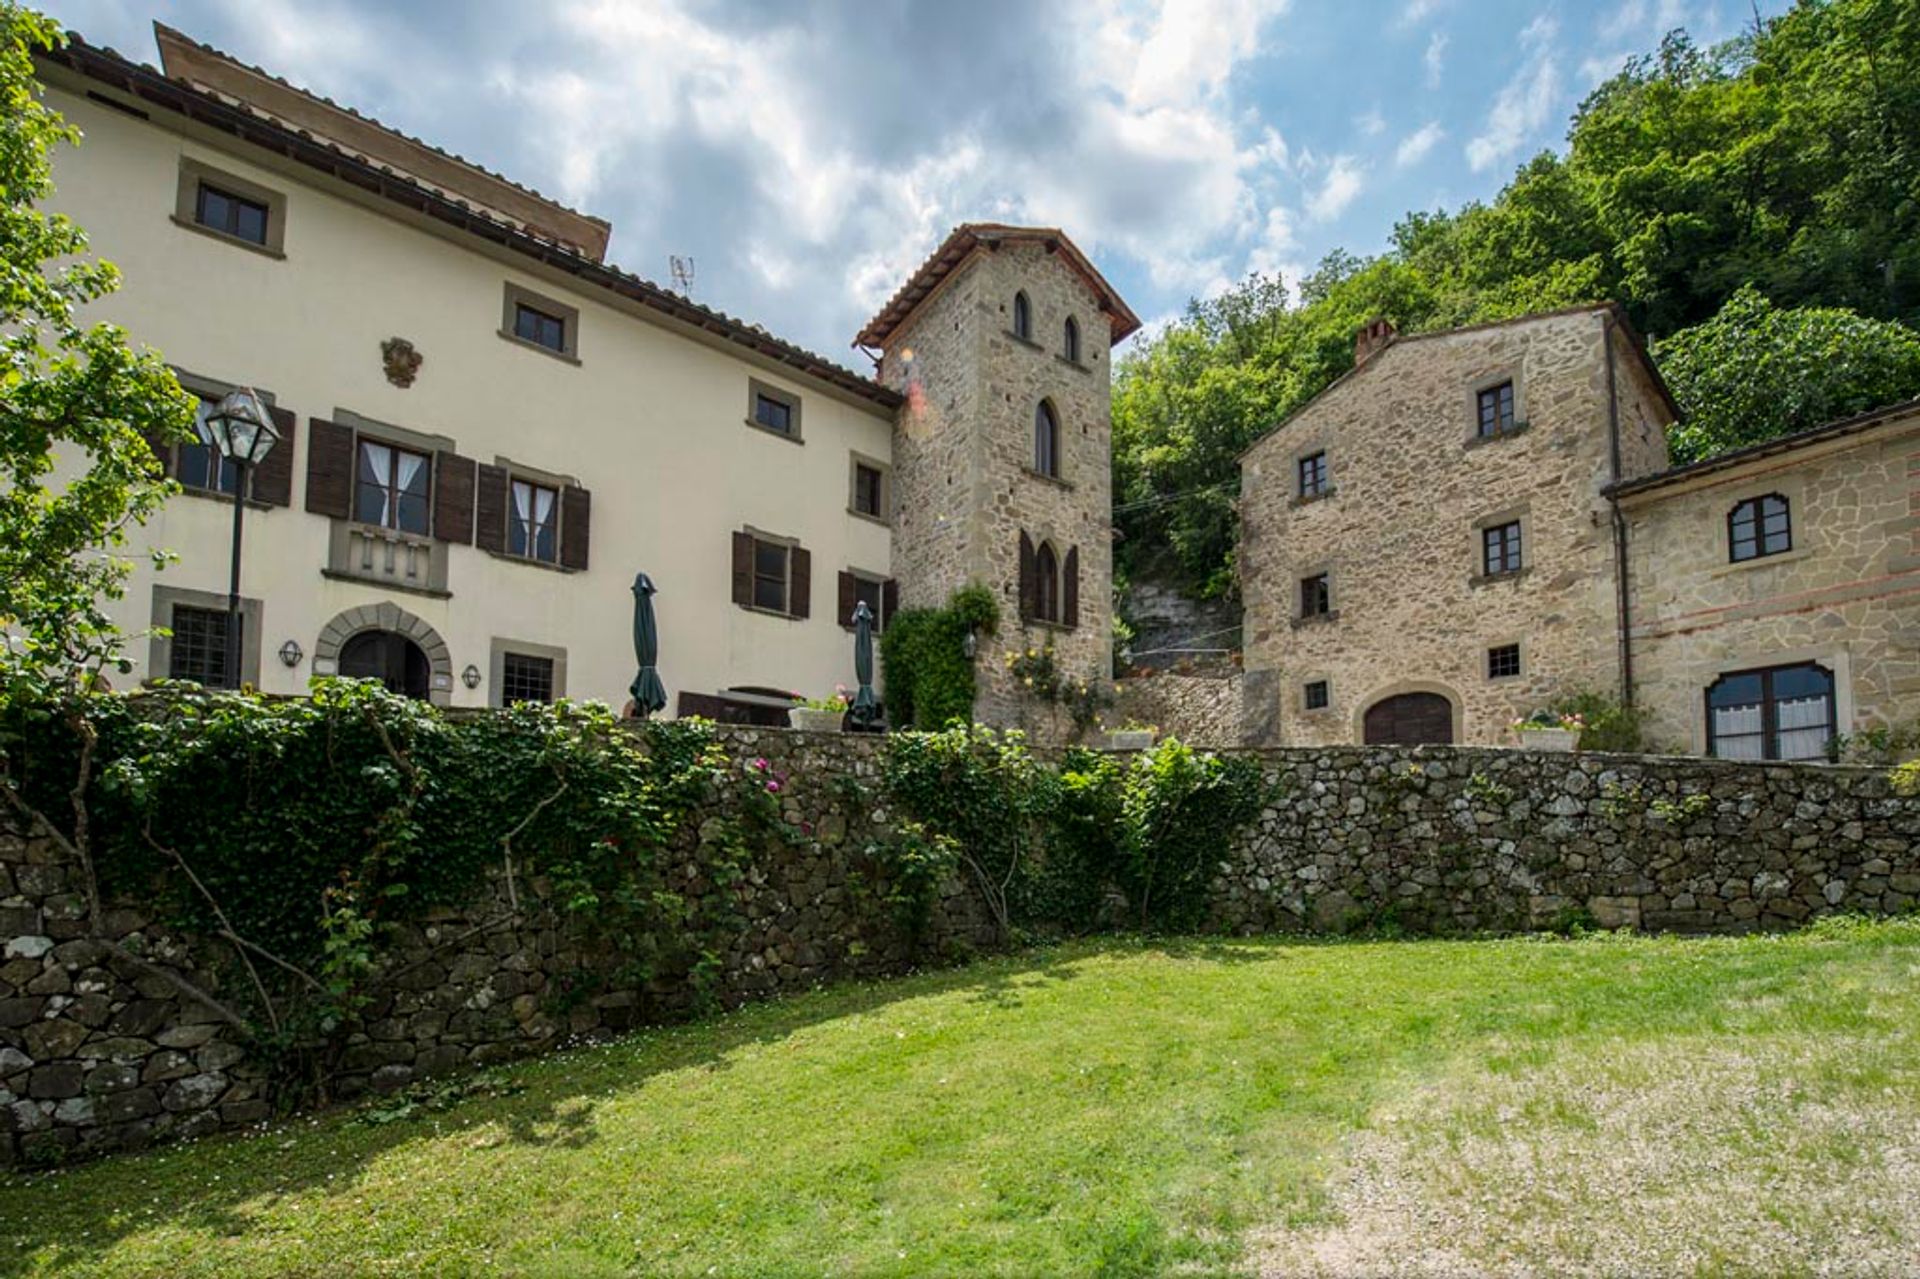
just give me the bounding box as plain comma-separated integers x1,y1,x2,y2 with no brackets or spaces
1238,306,1920,759
34,25,1136,721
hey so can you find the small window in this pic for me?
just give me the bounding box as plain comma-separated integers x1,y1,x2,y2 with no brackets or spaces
1300,572,1331,618
177,393,243,496
1729,494,1791,562
753,538,791,613
1063,315,1081,363
747,380,802,440
167,604,234,688
1034,543,1061,623
1488,644,1522,679
1482,521,1523,576
355,439,431,535
513,303,567,354
1303,679,1330,711
500,652,555,705
853,462,886,519
1707,663,1834,762
1298,451,1328,498
1034,401,1060,477
1477,381,1517,438
508,478,559,563
1013,291,1032,340
194,181,269,246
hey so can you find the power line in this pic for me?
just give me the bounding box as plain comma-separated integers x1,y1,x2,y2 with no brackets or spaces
1112,481,1238,516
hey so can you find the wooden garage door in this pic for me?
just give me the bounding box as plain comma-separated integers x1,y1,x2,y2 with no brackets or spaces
1363,693,1453,746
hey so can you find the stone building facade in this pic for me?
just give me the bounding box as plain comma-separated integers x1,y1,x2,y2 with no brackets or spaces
1238,304,1920,760
858,227,1137,727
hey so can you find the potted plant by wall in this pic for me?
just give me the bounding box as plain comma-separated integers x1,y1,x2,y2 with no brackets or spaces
789,688,850,732
1105,719,1158,751
1512,709,1584,752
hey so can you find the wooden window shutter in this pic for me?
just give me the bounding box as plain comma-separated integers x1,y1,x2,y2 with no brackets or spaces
432,453,477,544
252,407,296,506
304,418,354,518
789,546,812,619
474,464,509,553
560,485,591,570
838,570,857,630
882,579,899,629
1063,546,1080,629
731,531,753,607
1018,530,1036,621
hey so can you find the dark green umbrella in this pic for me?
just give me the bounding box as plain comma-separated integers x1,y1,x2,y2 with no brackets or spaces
849,598,880,730
629,572,667,719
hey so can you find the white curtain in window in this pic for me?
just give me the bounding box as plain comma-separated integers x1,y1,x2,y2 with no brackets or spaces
394,450,425,502
512,479,532,529
1712,704,1765,760
533,485,555,537
1775,695,1831,761
360,441,393,526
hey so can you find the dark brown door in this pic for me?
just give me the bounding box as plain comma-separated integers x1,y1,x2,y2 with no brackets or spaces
1363,693,1453,746
338,630,431,700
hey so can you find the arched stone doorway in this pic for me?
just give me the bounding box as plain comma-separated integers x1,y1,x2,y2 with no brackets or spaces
314,602,452,705
1362,691,1455,746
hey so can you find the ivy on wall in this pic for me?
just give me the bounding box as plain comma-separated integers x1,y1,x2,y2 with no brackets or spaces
879,584,998,730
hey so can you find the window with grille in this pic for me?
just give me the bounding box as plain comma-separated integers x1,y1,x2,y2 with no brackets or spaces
168,605,233,687
1482,521,1523,576
1298,451,1328,498
500,652,555,705
1477,381,1517,437
1300,572,1331,617
1729,494,1791,562
195,181,269,245
355,439,431,534
509,478,559,563
1487,643,1522,679
513,302,567,353
1304,679,1330,710
1707,663,1834,762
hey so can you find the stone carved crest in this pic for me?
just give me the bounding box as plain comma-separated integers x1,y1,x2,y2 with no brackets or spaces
380,336,423,388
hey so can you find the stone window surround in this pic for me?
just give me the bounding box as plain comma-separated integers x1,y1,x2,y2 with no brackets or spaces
167,368,281,509
491,453,580,574
1714,473,1812,576
488,636,569,708
1692,646,1853,759
1293,562,1338,626
148,584,263,689
1462,368,1529,447
742,524,803,621
499,281,581,364
1485,637,1527,681
320,410,457,600
313,601,454,706
173,155,288,259
1300,675,1334,714
1469,504,1531,583
1293,443,1334,504
745,377,804,444
847,451,891,526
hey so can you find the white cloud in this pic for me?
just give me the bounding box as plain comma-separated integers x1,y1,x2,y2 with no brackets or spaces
1356,107,1386,138
1394,122,1444,167
1304,155,1364,224
1396,0,1445,30
1466,16,1561,172
1424,30,1448,87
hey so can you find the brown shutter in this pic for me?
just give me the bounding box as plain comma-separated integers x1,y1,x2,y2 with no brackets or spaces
882,579,899,630
432,453,477,544
474,464,508,553
789,546,811,619
304,418,355,518
1018,530,1036,621
838,570,857,630
560,485,591,570
252,407,295,506
1063,546,1080,629
731,531,753,607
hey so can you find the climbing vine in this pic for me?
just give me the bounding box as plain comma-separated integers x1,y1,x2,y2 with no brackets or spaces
878,583,998,729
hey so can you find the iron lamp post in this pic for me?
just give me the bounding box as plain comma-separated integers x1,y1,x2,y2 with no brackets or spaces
200,388,279,689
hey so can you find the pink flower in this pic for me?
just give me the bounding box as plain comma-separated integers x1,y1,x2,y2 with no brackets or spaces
751,757,771,772
766,780,782,794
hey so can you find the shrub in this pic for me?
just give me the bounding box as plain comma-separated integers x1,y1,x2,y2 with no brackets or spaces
879,584,998,729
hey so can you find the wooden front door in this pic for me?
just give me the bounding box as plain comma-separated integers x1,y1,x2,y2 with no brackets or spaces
1363,693,1453,746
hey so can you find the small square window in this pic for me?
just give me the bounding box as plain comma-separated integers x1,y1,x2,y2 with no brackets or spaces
753,538,790,613
1729,494,1791,562
748,380,802,439
1488,644,1522,679
1482,521,1523,576
853,463,885,518
500,652,555,705
1298,451,1328,498
1300,572,1331,618
1477,381,1517,437
195,181,269,246
514,303,567,353
1304,679,1330,710
168,605,234,688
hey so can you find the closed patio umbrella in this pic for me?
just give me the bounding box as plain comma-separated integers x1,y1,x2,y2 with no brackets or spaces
849,598,881,730
630,571,667,719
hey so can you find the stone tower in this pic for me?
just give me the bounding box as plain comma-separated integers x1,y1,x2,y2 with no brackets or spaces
856,225,1139,734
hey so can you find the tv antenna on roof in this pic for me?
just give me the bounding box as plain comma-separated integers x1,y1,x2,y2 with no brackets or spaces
669,255,695,295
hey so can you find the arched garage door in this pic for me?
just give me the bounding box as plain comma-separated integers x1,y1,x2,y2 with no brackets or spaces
1363,692,1454,746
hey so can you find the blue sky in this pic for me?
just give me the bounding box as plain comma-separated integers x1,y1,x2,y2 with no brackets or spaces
42,0,1790,362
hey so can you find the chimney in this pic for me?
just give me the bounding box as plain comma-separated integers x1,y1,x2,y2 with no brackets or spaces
1354,317,1396,368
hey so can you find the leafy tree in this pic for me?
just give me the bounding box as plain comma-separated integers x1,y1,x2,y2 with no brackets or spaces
1657,287,1920,463
0,4,193,687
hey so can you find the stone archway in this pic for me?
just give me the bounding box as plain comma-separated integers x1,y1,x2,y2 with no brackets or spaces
314,601,453,705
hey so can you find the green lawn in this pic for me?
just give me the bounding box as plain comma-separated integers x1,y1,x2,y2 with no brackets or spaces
7,920,1920,1278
